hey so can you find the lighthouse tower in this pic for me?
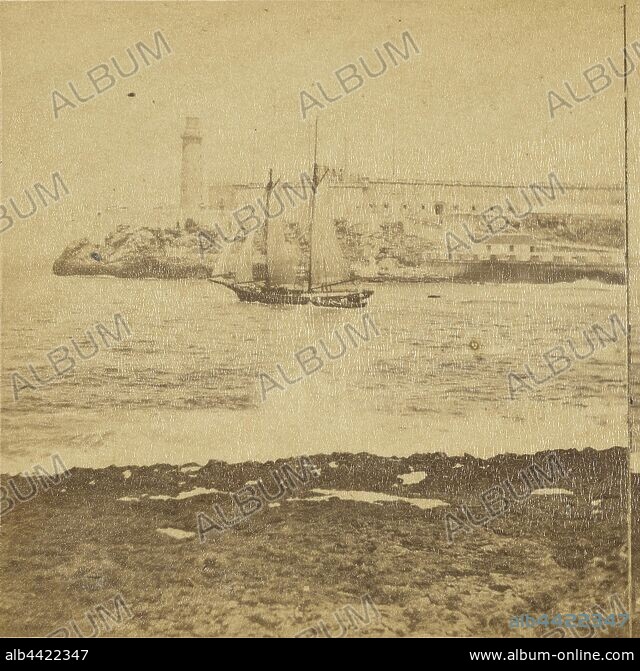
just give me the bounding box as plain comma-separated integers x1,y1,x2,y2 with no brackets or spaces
180,117,203,226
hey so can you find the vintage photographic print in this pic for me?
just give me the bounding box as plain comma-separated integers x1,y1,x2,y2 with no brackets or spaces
0,0,639,646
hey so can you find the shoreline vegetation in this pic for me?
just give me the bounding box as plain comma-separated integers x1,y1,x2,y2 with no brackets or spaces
52,224,625,284
1,447,637,637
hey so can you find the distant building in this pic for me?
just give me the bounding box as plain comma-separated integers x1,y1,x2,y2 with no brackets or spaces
176,118,624,267
454,233,623,266
484,234,535,262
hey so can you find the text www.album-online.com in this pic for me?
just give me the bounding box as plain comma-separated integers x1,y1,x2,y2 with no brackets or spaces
469,649,634,662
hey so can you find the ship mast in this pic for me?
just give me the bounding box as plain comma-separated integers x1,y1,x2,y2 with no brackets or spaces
307,119,319,292
265,168,274,287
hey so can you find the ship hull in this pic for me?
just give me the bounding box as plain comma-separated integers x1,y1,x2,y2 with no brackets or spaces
309,290,374,309
209,279,373,308
209,279,310,305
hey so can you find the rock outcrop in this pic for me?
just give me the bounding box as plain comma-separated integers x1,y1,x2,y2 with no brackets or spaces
53,225,215,279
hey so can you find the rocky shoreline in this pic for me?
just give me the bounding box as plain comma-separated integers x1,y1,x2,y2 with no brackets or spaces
1,447,637,637
52,226,625,284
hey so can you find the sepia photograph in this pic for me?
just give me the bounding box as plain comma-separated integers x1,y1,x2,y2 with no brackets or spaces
0,0,638,650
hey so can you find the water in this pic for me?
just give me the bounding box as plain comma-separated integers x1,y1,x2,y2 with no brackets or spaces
0,271,627,473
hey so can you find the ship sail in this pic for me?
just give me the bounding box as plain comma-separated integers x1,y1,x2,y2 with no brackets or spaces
265,171,297,286
267,217,297,286
307,123,350,290
309,193,350,289
230,233,253,283
212,237,235,276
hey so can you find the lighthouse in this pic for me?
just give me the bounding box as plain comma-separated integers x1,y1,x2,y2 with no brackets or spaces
180,117,203,226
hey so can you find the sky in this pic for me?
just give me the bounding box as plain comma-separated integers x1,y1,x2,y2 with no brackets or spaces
0,0,631,260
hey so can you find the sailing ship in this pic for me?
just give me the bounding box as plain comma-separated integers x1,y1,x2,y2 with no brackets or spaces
208,124,373,309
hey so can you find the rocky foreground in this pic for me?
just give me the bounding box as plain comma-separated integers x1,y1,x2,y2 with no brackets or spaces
0,448,637,637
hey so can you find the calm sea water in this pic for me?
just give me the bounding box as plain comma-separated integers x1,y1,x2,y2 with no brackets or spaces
0,270,627,473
